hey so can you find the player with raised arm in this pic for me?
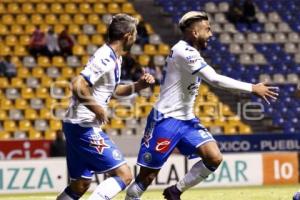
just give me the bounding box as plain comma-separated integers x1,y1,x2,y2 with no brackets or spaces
125,11,278,200
56,14,155,200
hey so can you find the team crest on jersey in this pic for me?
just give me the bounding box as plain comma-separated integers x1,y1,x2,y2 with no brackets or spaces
155,138,171,153
112,149,122,160
143,152,152,163
90,138,110,154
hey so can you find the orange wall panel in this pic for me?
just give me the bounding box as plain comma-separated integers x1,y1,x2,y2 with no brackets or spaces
263,152,299,184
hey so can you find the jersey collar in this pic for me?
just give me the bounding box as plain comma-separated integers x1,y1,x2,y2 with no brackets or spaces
106,43,118,61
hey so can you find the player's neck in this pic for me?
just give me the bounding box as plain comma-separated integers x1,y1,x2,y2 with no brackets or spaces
107,41,125,58
183,37,200,51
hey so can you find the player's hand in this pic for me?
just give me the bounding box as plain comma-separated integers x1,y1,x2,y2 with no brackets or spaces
252,82,279,104
96,107,108,124
136,68,155,90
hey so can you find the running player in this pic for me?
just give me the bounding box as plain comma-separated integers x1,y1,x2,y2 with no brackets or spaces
56,14,155,200
125,11,278,200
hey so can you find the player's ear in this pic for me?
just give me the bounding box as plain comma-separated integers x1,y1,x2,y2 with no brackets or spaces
192,30,198,38
123,32,132,42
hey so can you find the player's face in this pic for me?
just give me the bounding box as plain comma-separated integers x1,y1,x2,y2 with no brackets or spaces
124,28,137,51
193,20,212,49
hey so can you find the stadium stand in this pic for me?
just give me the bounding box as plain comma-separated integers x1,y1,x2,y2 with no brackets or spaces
0,0,299,142
0,0,173,140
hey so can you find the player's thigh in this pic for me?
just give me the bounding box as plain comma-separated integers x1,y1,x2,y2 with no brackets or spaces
137,110,184,169
196,141,223,167
87,132,127,172
137,122,182,169
69,178,92,195
177,124,215,157
63,122,126,177
63,122,94,179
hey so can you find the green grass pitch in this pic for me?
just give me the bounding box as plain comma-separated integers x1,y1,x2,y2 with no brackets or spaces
0,185,299,200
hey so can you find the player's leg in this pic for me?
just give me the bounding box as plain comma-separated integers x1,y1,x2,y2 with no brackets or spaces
126,166,160,200
85,127,133,200
126,109,183,200
164,121,222,199
175,141,222,193
57,179,91,200
57,122,131,199
88,163,132,200
57,122,94,200
109,162,133,185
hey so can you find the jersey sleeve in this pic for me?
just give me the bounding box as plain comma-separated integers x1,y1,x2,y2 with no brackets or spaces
198,65,252,93
80,55,114,86
177,49,209,75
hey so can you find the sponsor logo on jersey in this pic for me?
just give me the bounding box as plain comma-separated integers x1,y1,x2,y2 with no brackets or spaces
101,59,108,66
186,55,201,64
91,63,105,75
186,55,198,60
90,138,110,154
187,82,200,95
185,47,195,52
155,138,171,153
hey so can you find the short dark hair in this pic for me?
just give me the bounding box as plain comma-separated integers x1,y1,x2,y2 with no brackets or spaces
179,12,209,32
108,14,138,41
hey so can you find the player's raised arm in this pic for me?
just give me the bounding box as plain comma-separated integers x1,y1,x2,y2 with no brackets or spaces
197,65,279,104
72,75,108,124
114,69,155,96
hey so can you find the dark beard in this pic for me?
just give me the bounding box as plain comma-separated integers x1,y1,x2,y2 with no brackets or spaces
123,43,133,52
198,38,207,50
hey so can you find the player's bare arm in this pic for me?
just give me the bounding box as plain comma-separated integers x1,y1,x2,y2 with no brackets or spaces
72,75,108,124
114,72,155,96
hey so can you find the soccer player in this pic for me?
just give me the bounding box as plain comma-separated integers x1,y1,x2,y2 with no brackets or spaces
56,14,155,200
125,11,278,200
